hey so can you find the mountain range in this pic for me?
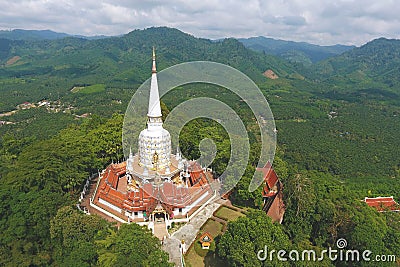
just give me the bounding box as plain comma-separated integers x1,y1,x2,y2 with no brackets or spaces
0,27,400,110
1,28,355,65
0,27,298,86
238,36,355,64
0,29,110,40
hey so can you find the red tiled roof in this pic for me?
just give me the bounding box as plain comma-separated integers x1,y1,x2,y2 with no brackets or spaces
364,196,400,212
258,162,285,223
159,181,192,206
257,161,278,189
93,161,213,219
263,190,277,198
267,190,285,223
103,163,126,188
266,169,278,189
162,182,174,198
199,232,213,243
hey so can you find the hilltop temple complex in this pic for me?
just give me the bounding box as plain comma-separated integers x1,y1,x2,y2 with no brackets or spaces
88,48,285,240
90,49,215,230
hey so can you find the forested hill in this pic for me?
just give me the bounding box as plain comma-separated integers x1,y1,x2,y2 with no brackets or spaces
309,38,400,87
239,36,354,64
0,29,109,40
0,29,70,40
0,27,297,82
0,27,300,113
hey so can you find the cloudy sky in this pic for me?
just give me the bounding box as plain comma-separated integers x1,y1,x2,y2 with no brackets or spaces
0,0,399,45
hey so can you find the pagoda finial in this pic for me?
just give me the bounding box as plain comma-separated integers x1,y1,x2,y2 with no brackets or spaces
152,46,156,73
147,47,162,118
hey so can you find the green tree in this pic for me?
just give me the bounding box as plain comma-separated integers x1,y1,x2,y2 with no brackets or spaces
96,223,172,267
50,206,109,266
217,210,291,267
282,170,316,243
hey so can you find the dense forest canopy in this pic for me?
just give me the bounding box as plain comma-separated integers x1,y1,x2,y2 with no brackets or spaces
0,27,399,266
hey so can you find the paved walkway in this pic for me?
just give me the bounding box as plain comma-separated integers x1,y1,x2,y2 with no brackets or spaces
162,200,223,267
154,222,169,240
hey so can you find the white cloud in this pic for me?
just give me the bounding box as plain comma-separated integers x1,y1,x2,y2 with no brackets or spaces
0,0,399,45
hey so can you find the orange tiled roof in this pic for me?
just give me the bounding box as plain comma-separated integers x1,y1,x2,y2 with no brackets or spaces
266,189,285,223
257,161,279,189
199,232,213,243
364,196,400,212
93,161,212,218
266,170,278,189
259,163,285,223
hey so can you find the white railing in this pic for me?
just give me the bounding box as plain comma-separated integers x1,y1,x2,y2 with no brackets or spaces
90,171,102,203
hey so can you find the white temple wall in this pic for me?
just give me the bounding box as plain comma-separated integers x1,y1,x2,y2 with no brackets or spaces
98,198,122,213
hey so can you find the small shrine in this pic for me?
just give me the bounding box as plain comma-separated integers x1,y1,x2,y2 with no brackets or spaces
199,232,213,250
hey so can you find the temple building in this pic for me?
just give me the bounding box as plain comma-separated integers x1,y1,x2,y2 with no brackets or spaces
90,49,215,230
259,162,285,223
364,196,400,212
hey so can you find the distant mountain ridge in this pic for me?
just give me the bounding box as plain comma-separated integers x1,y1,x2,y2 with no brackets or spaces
1,27,400,94
0,29,110,40
0,29,70,40
0,29,354,64
0,27,299,86
307,37,400,90
313,37,400,76
239,36,355,64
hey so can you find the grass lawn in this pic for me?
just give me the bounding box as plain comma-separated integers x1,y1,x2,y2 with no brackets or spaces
185,240,227,267
71,84,105,94
185,219,225,267
184,206,245,267
185,245,205,267
214,206,245,221
200,219,224,237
